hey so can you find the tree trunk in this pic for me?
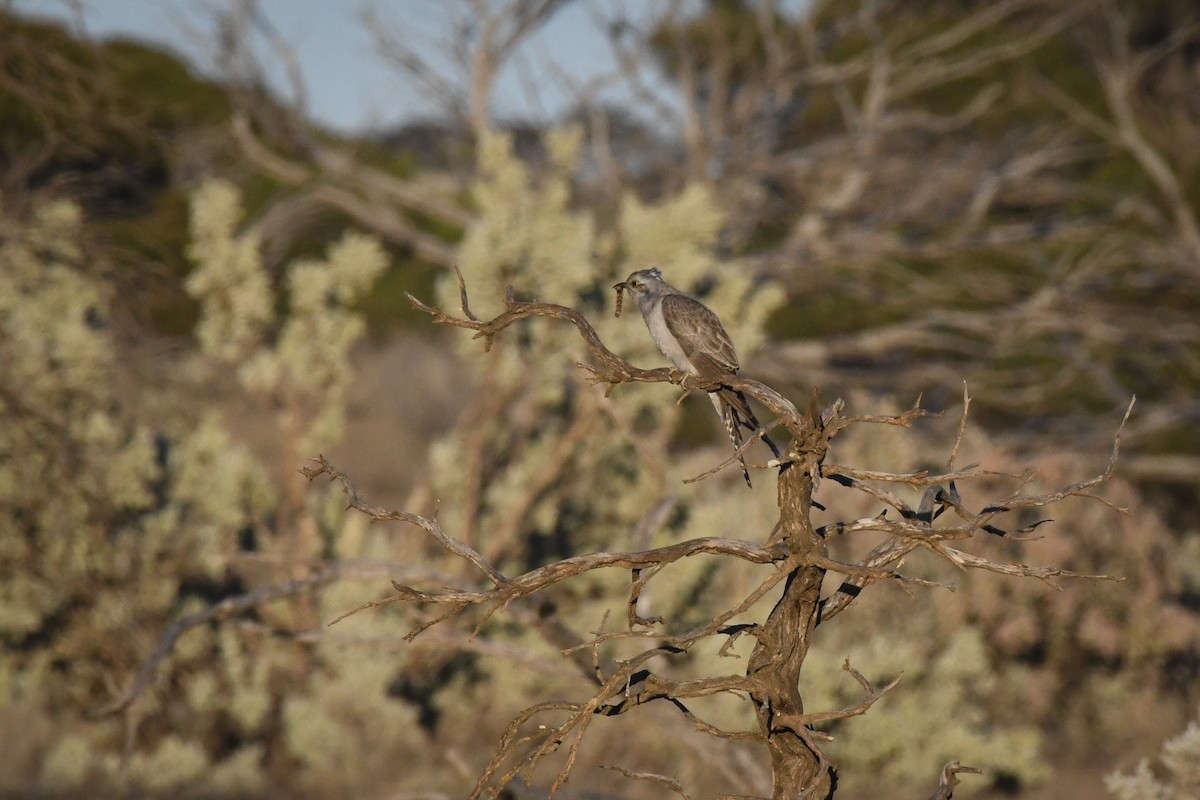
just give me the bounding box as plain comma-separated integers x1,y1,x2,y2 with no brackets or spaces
747,418,834,798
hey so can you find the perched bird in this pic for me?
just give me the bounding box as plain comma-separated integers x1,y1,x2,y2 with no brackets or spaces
613,268,781,486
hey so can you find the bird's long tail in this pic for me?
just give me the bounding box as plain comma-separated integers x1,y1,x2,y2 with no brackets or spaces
710,389,782,487
710,392,752,487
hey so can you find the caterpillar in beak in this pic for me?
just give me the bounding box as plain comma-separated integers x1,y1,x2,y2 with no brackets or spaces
612,281,626,318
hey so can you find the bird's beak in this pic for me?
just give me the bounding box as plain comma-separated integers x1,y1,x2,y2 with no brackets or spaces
612,281,626,291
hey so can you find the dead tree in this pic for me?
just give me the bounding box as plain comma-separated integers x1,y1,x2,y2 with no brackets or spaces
306,277,1129,799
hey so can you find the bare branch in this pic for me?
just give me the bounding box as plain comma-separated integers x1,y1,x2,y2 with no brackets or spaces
781,658,900,728
602,765,691,800
926,761,983,800
934,544,1121,587
947,383,971,471
683,415,789,484
231,115,462,265
303,454,508,586
566,555,801,655
311,448,792,645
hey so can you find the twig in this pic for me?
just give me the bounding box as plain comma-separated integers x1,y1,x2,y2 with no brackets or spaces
947,383,971,471
602,765,691,800
303,455,508,586
783,658,901,727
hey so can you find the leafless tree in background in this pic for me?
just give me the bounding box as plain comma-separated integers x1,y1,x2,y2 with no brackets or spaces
366,0,572,138
211,0,585,268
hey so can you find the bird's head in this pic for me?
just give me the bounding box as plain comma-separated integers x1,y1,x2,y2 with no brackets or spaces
612,268,666,317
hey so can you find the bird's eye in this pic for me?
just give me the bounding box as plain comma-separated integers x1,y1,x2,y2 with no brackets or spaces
630,279,640,287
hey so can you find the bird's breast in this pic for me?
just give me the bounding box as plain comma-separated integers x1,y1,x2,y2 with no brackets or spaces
642,300,696,374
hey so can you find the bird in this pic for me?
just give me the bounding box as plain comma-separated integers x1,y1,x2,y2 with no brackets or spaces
613,268,781,486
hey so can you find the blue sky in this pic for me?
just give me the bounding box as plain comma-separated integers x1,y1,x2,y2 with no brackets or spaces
10,0,673,134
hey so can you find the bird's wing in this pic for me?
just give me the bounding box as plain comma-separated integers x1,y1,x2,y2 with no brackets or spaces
661,293,739,378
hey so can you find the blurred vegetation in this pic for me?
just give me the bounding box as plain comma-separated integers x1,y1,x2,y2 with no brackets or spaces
0,10,453,336
0,166,409,796
804,405,1200,795
1107,706,1200,800
649,0,1200,459
0,1,1198,798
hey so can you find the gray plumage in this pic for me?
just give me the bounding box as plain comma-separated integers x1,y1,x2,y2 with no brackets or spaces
613,268,780,486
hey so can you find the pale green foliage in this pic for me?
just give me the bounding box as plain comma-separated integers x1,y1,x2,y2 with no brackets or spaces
178,179,417,792
186,179,387,453
283,518,436,796
185,180,273,362
0,193,279,793
0,185,398,796
0,200,171,649
281,648,423,794
165,412,277,571
804,627,1047,794
0,205,158,619
118,735,211,793
432,127,784,568
205,743,269,796
41,730,238,796
38,734,97,790
0,202,106,394
456,127,595,320
1107,710,1200,800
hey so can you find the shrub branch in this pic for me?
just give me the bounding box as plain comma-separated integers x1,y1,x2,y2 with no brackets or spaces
313,279,1131,799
